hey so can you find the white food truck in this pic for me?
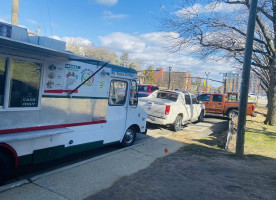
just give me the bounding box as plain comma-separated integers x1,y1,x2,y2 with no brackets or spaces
0,22,147,183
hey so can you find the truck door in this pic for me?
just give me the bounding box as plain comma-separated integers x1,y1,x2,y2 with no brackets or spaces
185,94,193,121
197,94,211,113
106,80,128,142
209,94,224,114
191,95,201,120
180,94,191,121
125,80,139,130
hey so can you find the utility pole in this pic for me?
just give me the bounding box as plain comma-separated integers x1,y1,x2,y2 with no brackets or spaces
168,66,172,89
11,0,19,25
205,70,210,92
236,0,258,157
223,73,227,94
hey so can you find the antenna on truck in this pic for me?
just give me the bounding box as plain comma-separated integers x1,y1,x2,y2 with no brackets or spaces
68,62,109,97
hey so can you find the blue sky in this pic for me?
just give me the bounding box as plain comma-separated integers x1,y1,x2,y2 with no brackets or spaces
0,0,235,87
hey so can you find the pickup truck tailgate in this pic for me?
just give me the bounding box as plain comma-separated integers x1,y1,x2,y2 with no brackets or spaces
139,98,169,118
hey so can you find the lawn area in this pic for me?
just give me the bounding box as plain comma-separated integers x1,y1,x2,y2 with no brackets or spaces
232,106,276,158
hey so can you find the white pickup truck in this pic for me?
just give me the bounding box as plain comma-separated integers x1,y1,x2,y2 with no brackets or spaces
139,90,205,131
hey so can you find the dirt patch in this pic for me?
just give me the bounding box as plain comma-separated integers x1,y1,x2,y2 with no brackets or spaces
86,144,276,200
85,114,275,200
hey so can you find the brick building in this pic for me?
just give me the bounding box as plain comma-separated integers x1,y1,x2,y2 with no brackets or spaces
154,68,192,91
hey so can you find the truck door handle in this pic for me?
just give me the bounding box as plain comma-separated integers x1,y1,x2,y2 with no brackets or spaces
218,103,222,105
205,102,209,104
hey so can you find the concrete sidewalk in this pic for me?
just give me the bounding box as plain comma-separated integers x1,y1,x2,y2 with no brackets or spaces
0,135,185,200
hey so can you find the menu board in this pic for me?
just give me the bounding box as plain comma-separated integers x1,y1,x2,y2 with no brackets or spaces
44,64,64,92
43,61,111,97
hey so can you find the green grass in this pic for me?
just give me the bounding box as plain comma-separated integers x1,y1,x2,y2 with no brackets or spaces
244,125,276,158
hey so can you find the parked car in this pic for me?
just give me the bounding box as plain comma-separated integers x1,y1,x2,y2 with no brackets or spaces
138,90,205,131
248,93,256,98
197,92,256,119
138,84,159,97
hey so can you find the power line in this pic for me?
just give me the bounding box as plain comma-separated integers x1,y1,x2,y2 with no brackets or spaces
46,0,53,36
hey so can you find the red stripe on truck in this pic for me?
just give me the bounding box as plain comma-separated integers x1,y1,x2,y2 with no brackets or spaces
0,120,106,135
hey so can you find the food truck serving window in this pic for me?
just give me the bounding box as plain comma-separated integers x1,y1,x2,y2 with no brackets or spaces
9,60,41,108
0,57,42,110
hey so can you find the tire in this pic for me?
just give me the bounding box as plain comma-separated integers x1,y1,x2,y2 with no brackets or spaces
228,109,238,119
198,110,204,122
0,151,12,185
171,115,183,132
121,127,136,147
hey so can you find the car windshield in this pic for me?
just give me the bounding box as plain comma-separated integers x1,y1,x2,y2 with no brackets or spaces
156,92,179,102
138,85,148,92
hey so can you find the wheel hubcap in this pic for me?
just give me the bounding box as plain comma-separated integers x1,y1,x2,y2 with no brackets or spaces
125,129,134,144
176,118,181,130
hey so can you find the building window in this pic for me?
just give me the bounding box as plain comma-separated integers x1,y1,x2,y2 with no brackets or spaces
109,80,127,106
9,60,41,108
0,58,7,106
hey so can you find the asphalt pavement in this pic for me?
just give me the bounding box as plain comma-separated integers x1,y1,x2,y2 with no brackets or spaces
0,117,228,200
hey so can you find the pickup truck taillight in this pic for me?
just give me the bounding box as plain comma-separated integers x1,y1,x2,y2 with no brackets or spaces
165,105,171,115
252,104,255,112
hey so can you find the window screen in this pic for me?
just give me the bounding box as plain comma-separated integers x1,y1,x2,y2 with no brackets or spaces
9,60,41,108
109,80,127,105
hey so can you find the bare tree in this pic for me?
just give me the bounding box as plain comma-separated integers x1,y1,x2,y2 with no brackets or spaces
159,0,276,125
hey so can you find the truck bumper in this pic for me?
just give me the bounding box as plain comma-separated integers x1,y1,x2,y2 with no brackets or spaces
146,115,169,125
141,129,147,134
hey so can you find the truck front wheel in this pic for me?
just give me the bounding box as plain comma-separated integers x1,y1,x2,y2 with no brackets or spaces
171,115,182,132
121,128,136,147
0,151,12,185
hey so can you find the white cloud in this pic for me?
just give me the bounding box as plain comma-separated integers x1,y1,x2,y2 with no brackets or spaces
98,31,233,80
51,31,234,86
0,18,8,23
102,11,127,20
160,5,166,11
52,36,92,47
176,2,244,17
26,19,38,25
90,0,118,6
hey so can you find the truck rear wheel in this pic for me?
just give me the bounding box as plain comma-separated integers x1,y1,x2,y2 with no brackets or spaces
198,110,204,122
121,128,136,147
172,115,182,132
0,151,12,185
228,109,238,119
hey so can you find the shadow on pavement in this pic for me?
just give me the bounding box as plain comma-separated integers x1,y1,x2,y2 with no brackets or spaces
86,142,276,200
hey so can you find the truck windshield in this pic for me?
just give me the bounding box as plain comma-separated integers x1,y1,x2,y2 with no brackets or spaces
156,92,179,102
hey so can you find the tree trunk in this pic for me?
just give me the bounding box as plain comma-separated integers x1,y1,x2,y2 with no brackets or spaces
264,57,276,126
